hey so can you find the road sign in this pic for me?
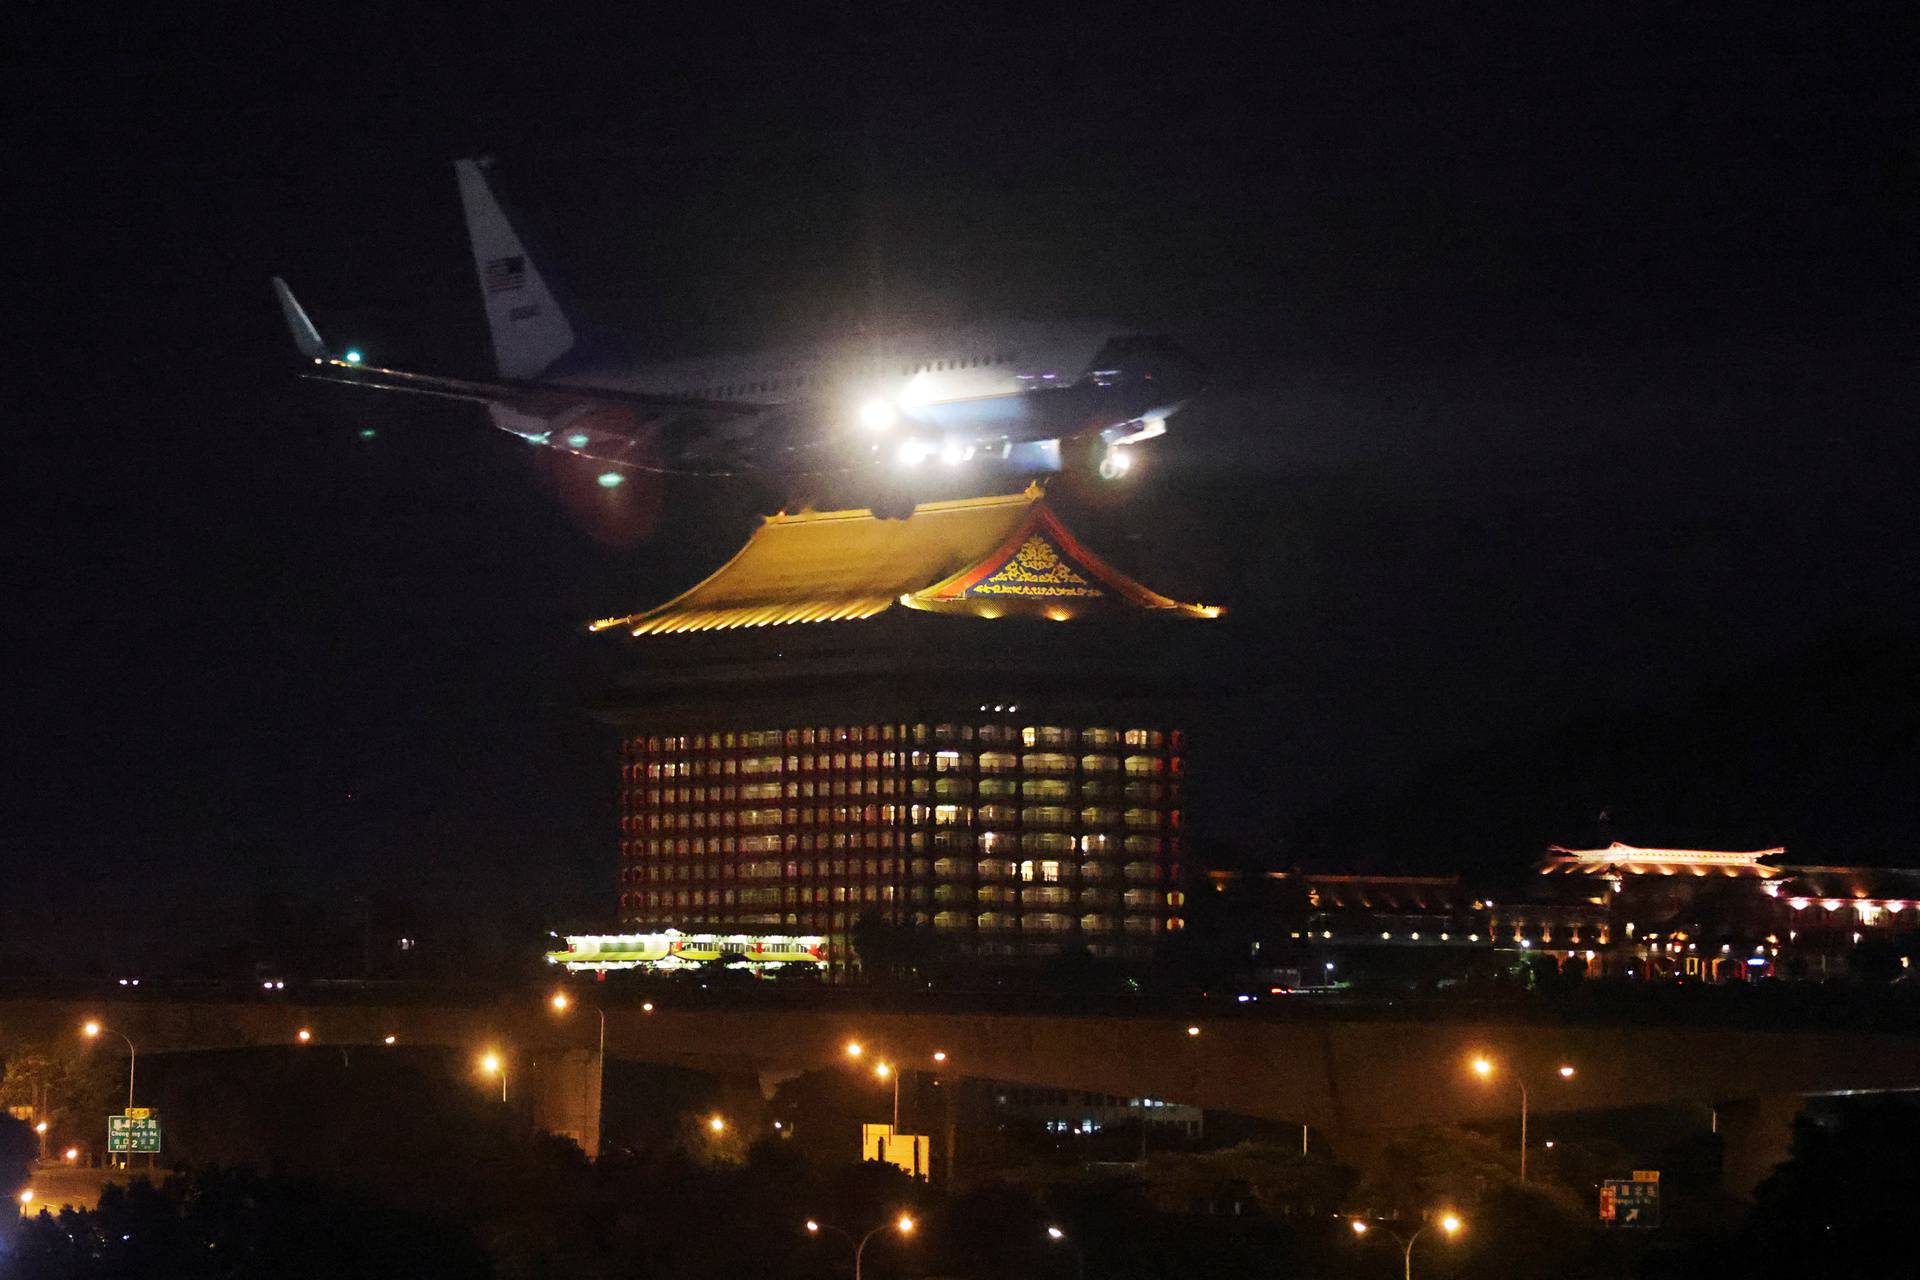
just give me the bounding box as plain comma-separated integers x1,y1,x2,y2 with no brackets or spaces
1600,1178,1660,1228
107,1113,161,1153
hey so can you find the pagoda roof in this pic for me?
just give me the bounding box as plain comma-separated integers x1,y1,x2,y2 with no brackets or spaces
590,486,1221,637
1538,842,1789,878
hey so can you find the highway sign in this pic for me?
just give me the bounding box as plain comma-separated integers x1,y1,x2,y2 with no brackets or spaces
107,1113,161,1153
1599,1178,1660,1228
125,1107,151,1120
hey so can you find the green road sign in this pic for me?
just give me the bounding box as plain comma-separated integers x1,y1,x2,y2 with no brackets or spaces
107,1113,161,1153
1599,1178,1660,1228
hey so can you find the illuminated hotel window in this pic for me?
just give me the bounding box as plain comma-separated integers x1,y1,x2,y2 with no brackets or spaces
1023,726,1074,747
1024,752,1074,774
935,751,972,772
1081,806,1120,826
1024,832,1075,854
1022,777,1071,800
1081,754,1119,773
979,751,1019,774
1023,805,1073,827
1124,809,1160,830
1082,727,1120,748
978,725,1017,744
934,777,973,798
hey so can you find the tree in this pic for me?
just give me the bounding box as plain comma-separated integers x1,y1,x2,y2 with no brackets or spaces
0,1112,34,1201
0,1040,121,1151
1743,1098,1920,1279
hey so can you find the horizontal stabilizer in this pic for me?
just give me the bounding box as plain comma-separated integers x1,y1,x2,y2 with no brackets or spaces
271,277,328,360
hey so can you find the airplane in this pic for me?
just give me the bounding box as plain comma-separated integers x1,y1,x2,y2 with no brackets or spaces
273,158,1205,518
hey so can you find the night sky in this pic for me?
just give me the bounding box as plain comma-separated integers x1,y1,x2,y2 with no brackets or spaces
7,5,1915,968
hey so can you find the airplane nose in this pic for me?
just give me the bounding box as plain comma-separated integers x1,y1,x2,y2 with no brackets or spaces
1154,339,1208,398
1090,334,1207,399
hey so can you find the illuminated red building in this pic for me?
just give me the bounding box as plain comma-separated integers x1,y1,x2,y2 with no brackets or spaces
1520,843,1920,980
592,488,1223,962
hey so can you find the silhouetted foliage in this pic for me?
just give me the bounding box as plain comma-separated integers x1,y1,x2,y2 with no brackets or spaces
1742,1098,1920,1280
0,1111,35,1200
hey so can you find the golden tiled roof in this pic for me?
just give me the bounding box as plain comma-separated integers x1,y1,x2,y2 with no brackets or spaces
589,487,1221,636
1539,843,1789,878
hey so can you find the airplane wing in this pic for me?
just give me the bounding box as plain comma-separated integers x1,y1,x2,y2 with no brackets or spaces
271,277,766,422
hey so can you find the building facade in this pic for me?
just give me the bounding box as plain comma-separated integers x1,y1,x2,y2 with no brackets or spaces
596,489,1223,963
1521,843,1920,981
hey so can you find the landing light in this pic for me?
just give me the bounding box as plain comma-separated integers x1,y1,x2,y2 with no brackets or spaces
596,472,625,489
566,432,591,449
859,398,898,432
940,440,972,467
1098,446,1133,479
343,349,363,365
896,440,932,467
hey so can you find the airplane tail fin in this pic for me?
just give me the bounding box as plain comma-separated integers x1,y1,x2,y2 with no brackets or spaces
271,276,329,360
455,157,577,379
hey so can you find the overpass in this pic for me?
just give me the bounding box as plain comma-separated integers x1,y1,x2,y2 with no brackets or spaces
6,993,1918,1193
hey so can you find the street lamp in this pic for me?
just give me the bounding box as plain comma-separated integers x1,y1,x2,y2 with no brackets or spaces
845,1041,864,1059
707,1114,727,1134
80,1020,138,1116
1470,1055,1575,1181
1046,1225,1086,1280
805,1215,915,1280
1350,1212,1464,1280
548,989,606,1152
479,1051,507,1102
875,1061,901,1132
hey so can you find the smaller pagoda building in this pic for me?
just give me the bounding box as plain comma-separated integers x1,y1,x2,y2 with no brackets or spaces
1514,843,1920,980
590,487,1226,963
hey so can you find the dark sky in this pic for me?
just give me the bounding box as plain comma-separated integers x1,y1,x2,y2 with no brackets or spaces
6,4,1915,967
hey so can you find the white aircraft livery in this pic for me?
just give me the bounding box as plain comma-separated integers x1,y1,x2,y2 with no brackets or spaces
274,158,1205,516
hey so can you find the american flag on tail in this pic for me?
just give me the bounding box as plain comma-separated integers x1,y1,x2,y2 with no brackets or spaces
484,255,526,293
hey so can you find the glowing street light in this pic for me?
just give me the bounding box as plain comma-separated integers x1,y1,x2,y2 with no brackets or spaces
1045,1225,1086,1280
1349,1212,1465,1280
931,1051,947,1064
805,1215,917,1280
63,1148,79,1163
80,1020,138,1113
18,1189,33,1214
296,1028,312,1044
478,1051,507,1102
383,1034,397,1046
1469,1055,1576,1181
548,989,606,1153
707,1114,727,1134
1186,1025,1201,1038
641,1001,655,1014
874,1062,901,1132
845,1041,864,1058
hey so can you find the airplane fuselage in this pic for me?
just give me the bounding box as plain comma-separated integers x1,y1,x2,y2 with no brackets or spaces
507,318,1203,483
